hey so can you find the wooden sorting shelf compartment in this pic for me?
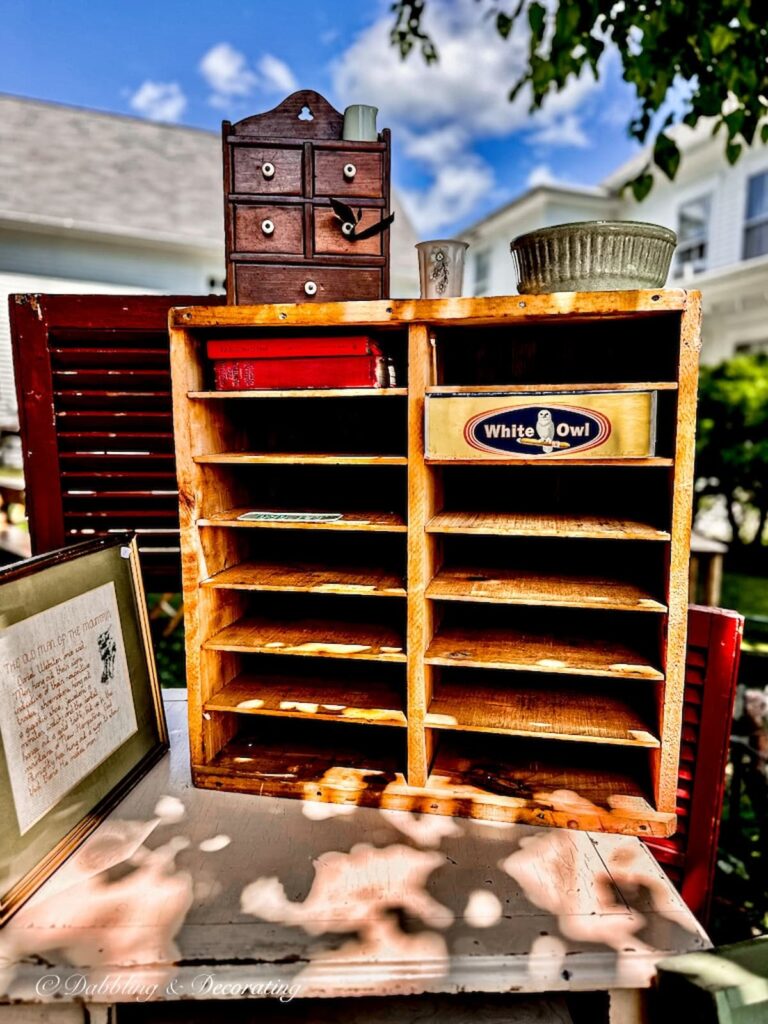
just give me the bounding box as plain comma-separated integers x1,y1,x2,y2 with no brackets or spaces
424,535,669,612
171,291,700,836
201,718,408,799
203,657,407,728
202,559,406,597
189,388,408,398
424,668,659,747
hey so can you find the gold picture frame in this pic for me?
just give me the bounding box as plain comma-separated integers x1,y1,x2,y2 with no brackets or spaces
0,535,168,924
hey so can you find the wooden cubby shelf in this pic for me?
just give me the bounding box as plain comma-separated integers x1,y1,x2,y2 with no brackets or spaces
202,560,406,597
426,566,667,612
425,624,664,680
424,678,659,747
171,291,700,837
189,388,408,399
204,672,407,727
203,616,406,662
425,456,674,467
194,453,408,466
198,508,407,532
425,510,671,541
426,382,679,394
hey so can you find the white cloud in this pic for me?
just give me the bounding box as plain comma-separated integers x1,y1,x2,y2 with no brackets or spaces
528,112,590,148
331,0,605,232
128,81,187,122
200,42,257,98
257,54,298,94
199,43,298,107
400,157,495,234
526,164,558,188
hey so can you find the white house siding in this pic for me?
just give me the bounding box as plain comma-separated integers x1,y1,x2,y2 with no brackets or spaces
0,227,224,293
462,133,768,365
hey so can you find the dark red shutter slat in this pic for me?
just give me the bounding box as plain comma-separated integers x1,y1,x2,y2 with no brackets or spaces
9,293,223,590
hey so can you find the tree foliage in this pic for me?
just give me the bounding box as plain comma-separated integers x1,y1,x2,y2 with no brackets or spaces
696,353,768,547
390,0,768,199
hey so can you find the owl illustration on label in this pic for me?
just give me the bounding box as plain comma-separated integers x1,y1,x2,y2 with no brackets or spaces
536,409,555,453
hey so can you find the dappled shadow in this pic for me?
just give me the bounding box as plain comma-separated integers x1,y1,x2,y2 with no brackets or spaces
0,701,709,1005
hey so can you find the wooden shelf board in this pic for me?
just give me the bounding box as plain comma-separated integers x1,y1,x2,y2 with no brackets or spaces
425,626,663,680
426,510,670,541
205,673,406,727
426,457,673,467
425,681,659,747
203,616,407,663
189,388,407,398
199,508,407,533
202,559,406,597
194,452,408,466
424,732,671,833
426,566,666,612
201,729,405,797
194,728,674,835
427,382,678,394
172,291,691,329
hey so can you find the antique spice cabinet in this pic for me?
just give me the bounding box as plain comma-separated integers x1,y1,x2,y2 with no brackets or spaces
223,90,391,305
170,290,700,837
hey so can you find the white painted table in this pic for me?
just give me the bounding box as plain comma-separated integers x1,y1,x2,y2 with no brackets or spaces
0,693,710,1023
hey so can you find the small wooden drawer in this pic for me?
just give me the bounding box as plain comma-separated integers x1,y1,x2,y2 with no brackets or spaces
232,146,303,195
313,207,383,256
234,205,304,254
314,150,383,197
233,264,382,303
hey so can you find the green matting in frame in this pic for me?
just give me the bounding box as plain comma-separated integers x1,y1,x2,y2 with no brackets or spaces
0,535,167,924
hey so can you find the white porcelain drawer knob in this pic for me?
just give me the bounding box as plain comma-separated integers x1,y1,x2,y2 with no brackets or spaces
261,219,275,235
343,162,357,180
262,162,275,179
304,280,318,296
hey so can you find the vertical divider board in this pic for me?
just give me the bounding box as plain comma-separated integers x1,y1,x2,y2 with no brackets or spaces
170,291,701,836
406,323,438,786
656,293,702,812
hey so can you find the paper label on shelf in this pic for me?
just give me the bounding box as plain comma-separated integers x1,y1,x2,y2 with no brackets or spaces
0,582,138,835
237,511,344,523
426,390,657,460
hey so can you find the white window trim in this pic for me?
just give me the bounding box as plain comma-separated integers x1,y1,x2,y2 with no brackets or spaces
674,194,711,277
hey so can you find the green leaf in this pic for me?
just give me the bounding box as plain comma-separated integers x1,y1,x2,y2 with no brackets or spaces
653,133,681,180
531,58,555,96
724,108,745,137
710,24,736,55
496,12,513,39
629,171,654,202
761,124,768,144
726,139,743,164
528,2,546,43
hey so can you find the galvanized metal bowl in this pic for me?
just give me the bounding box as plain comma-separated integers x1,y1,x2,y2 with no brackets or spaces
510,220,677,293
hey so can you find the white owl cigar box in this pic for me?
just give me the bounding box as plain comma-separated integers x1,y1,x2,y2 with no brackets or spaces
425,390,658,460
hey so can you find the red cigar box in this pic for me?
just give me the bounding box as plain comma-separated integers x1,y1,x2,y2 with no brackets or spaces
207,336,390,390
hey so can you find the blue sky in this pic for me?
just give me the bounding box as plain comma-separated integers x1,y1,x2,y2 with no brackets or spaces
0,0,641,235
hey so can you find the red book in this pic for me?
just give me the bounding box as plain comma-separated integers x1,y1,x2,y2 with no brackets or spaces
207,335,389,390
206,336,379,359
212,357,385,390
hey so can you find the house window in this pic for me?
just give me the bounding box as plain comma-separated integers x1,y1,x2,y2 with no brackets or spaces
473,248,491,295
744,171,768,259
735,339,768,355
675,196,710,276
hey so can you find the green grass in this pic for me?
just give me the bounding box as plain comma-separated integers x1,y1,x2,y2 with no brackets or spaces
721,572,768,618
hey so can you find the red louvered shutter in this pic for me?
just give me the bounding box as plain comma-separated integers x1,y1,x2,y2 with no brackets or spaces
9,293,224,590
644,604,743,923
